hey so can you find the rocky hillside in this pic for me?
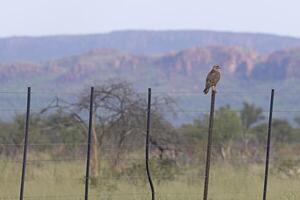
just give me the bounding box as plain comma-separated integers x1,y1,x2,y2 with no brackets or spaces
0,44,299,123
0,45,299,91
252,48,300,80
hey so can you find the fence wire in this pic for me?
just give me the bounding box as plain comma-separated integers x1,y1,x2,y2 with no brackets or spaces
0,89,300,200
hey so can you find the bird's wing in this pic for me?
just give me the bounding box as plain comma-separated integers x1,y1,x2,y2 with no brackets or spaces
214,71,220,84
206,70,220,86
205,70,214,88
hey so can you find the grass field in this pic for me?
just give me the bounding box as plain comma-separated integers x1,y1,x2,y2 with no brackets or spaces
1,158,299,200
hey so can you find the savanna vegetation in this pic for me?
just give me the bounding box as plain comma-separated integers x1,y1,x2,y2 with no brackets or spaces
0,81,300,200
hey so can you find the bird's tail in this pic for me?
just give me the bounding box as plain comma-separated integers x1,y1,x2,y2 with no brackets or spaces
203,87,209,94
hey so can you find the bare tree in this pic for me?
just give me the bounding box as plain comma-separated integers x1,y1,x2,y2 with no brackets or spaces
77,81,178,167
40,80,178,178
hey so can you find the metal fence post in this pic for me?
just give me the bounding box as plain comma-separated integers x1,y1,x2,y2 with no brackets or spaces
19,87,31,200
203,90,216,200
263,89,275,200
84,87,94,200
146,88,155,200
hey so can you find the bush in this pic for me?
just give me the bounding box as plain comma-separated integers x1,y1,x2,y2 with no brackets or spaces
121,157,181,185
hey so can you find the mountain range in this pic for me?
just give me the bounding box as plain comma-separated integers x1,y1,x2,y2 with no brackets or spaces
1,30,300,63
0,30,300,122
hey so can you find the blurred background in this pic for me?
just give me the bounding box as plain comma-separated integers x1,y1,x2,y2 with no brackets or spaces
0,0,300,199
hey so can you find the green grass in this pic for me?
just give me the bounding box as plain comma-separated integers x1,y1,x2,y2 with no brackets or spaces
0,159,299,200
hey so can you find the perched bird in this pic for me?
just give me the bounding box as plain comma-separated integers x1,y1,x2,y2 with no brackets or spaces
203,64,221,94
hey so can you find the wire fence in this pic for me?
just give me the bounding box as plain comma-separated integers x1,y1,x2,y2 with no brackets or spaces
0,88,300,200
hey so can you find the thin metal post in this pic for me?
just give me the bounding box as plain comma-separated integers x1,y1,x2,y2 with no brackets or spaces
146,88,155,200
84,87,94,200
19,87,31,200
263,89,275,200
203,90,216,200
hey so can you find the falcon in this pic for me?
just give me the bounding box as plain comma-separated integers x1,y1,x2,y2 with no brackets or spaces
203,64,221,94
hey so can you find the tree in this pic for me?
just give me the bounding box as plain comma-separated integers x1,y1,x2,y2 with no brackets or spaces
241,102,265,130
0,113,53,156
36,109,86,158
177,106,243,161
294,116,300,127
240,102,265,158
253,119,293,144
40,80,177,179
206,105,242,159
177,119,207,165
78,80,177,163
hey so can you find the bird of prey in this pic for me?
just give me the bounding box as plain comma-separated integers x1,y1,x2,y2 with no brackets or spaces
203,64,221,94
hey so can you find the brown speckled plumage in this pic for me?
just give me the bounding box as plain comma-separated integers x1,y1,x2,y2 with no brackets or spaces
203,65,221,94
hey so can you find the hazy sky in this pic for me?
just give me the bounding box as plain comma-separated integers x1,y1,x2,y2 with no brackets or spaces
0,0,299,38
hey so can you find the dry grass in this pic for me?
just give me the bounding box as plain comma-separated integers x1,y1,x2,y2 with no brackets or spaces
0,159,299,200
